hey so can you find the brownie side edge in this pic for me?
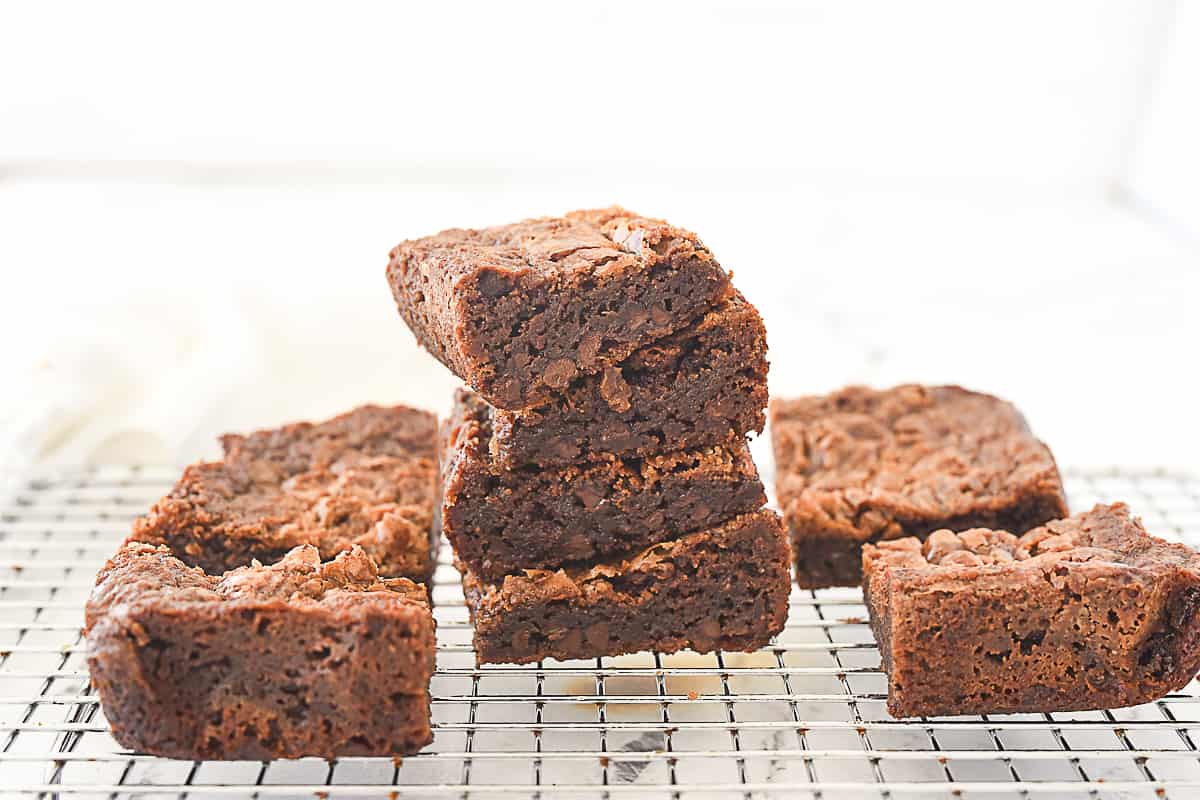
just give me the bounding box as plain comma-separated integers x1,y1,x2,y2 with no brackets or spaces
88,603,434,759
461,509,791,665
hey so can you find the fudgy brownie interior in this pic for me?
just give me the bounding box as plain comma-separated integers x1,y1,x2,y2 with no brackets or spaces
488,289,768,468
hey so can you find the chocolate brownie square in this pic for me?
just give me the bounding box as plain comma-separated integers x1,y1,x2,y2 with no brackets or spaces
443,388,766,581
863,504,1200,717
130,404,439,581
488,289,768,468
86,544,436,759
461,510,791,665
387,207,731,411
771,385,1067,588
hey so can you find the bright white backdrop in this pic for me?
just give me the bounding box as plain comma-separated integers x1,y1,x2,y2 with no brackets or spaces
1,0,1197,474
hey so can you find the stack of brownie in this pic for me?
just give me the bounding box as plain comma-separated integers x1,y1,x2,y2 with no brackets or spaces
85,405,442,759
388,207,792,664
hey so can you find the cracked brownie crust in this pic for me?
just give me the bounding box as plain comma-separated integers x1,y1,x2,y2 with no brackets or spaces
460,509,791,665
443,389,766,582
771,384,1067,588
130,404,440,581
86,544,436,759
387,207,731,411
489,289,769,468
863,504,1200,717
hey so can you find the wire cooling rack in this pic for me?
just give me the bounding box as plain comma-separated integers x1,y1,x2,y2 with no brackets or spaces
2,467,1200,798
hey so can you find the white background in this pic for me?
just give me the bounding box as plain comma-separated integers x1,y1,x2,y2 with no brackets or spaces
1,0,1197,474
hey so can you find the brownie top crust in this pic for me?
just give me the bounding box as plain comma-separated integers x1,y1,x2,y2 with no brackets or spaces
87,543,430,626
864,503,1200,580
771,384,1066,542
130,404,439,577
390,206,713,287
219,403,437,469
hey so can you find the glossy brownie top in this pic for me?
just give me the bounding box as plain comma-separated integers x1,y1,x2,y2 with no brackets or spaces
130,404,438,576
389,206,715,284
771,384,1066,536
864,503,1200,579
88,543,429,622
218,402,437,470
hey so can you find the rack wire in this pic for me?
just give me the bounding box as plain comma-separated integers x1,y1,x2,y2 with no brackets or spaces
1,466,1199,798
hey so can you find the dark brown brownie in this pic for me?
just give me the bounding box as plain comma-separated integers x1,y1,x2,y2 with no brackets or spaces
86,544,436,759
862,504,1200,718
130,404,440,582
771,385,1067,589
488,289,768,468
460,510,791,665
387,207,731,411
443,388,766,582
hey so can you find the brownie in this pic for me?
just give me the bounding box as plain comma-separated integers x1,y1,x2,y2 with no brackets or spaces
387,207,731,411
86,543,436,759
130,404,440,581
862,504,1200,718
771,385,1068,588
488,289,768,468
460,510,791,665
443,388,767,581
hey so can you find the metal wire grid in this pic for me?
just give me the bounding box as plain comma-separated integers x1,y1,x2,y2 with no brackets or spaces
1,468,1200,798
